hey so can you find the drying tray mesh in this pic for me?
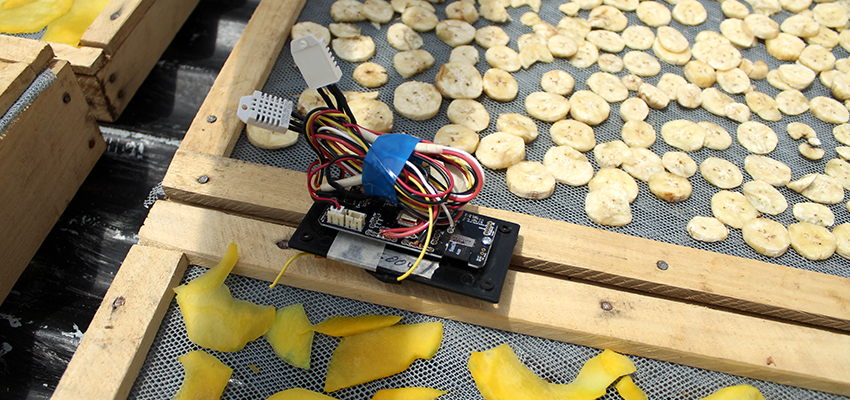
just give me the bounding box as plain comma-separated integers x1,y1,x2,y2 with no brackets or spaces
0,67,55,135
230,0,850,277
128,265,846,399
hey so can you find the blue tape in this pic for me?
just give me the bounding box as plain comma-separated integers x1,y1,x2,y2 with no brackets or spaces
362,134,421,203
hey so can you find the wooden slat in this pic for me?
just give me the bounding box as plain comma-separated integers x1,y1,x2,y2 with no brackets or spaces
0,61,35,116
178,0,306,157
137,200,850,396
0,35,53,69
50,43,106,75
0,60,105,303
162,150,850,332
80,0,155,55
52,246,189,400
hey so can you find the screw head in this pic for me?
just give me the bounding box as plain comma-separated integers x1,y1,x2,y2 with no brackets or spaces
62,93,71,103
657,260,669,270
108,73,116,83
207,115,217,123
600,301,613,311
110,12,120,20
88,139,96,148
197,175,210,184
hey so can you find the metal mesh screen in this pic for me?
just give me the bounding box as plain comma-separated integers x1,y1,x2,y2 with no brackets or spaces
230,0,850,277
0,67,56,134
128,265,848,399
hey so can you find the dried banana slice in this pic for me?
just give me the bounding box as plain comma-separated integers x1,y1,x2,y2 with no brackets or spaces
661,120,706,152
798,45,835,72
435,62,483,99
699,121,732,151
551,119,596,151
246,125,298,150
433,124,479,153
775,89,809,115
558,2,581,16
720,18,755,48
447,99,490,132
519,42,555,69
806,26,838,48
742,180,788,215
588,5,628,31
557,16,592,39
482,68,518,102
548,34,580,58
450,45,479,65
480,0,511,23
331,0,366,22
638,83,670,109
813,3,848,28
780,13,819,38
604,0,638,11
475,132,526,170
349,99,394,133
394,49,434,78
362,0,393,23
621,26,655,50
402,6,439,31
519,32,550,52
647,171,692,202
587,72,629,103
835,124,850,146
506,161,556,199
332,36,376,62
585,185,633,226
446,1,479,24
544,145,594,186
657,73,688,101
636,1,671,27
586,30,626,54
836,146,850,161
524,92,570,122
789,222,837,260
723,0,750,19
520,11,542,25
594,140,633,168
497,113,538,143
712,190,758,229
672,0,707,25
662,152,697,178
514,0,543,13
811,96,850,124
787,122,814,140
706,44,742,71
742,218,791,257
436,20,476,47
393,81,441,121
622,120,656,148
390,0,433,13
799,143,825,160
485,45,522,72
598,54,624,73
701,88,734,117
387,23,424,50
739,59,769,80
825,158,850,190
744,155,791,186
589,167,639,202
725,103,751,124
292,22,331,46
475,26,510,49
700,156,744,189
353,62,388,88
835,224,850,260
744,91,781,122
737,121,778,154
832,73,850,101
716,69,751,94
687,216,729,242
329,23,360,38
652,39,692,66
776,64,816,90
789,173,845,204
793,202,835,227
620,98,649,121
621,74,643,92
683,60,716,88
623,51,661,77
569,90,611,125
623,148,664,181
780,0,810,13
540,70,575,96
569,41,600,68
766,33,806,61
749,0,781,16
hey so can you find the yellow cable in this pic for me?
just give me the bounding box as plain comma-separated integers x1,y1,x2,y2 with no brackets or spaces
396,205,434,282
269,252,312,289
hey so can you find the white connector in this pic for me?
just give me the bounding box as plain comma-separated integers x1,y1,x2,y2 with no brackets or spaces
236,90,293,133
290,34,342,90
327,207,346,227
344,209,366,231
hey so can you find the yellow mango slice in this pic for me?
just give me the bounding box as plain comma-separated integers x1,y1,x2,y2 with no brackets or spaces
42,0,112,46
172,350,232,400
324,321,443,392
468,344,636,400
267,388,339,400
371,387,447,400
313,314,402,337
700,385,766,400
265,303,314,369
615,376,648,400
174,243,275,352
0,0,72,33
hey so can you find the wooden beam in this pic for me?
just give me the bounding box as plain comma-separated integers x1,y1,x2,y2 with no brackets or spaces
178,0,306,157
136,200,850,396
80,0,155,55
50,43,106,76
162,150,850,332
52,246,189,400
0,61,35,116
0,35,53,69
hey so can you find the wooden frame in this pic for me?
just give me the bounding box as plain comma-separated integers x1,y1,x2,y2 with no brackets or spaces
0,37,105,304
36,0,201,121
55,0,850,396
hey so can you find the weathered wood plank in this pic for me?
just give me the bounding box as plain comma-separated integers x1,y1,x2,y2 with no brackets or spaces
80,0,154,55
137,200,850,396
52,246,189,400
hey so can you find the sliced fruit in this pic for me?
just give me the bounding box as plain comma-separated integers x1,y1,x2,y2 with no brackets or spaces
265,304,314,369
172,350,232,400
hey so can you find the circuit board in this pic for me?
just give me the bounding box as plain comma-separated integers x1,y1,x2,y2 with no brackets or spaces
288,197,520,303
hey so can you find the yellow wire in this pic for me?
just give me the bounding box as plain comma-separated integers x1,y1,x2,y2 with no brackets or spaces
269,252,312,289
396,204,434,282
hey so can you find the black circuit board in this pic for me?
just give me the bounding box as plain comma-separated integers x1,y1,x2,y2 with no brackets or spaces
318,198,498,269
